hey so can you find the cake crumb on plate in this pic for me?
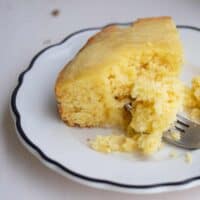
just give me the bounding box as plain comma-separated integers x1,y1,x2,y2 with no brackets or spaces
169,150,178,158
170,131,181,141
185,152,193,164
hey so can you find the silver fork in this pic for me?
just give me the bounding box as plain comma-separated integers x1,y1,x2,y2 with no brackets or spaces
124,103,200,150
163,114,200,150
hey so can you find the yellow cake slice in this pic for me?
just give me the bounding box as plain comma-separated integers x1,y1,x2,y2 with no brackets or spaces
55,16,183,129
55,17,183,154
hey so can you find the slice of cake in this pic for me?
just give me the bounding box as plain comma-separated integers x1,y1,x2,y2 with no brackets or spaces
55,16,183,154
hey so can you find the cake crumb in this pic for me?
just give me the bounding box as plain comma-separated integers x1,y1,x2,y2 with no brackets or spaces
170,131,181,141
89,134,136,153
169,150,178,158
185,152,192,164
51,9,60,17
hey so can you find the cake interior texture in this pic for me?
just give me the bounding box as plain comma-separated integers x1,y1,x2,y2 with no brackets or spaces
55,17,184,154
184,76,200,123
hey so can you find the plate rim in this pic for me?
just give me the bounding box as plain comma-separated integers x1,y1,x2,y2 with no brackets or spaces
10,22,200,193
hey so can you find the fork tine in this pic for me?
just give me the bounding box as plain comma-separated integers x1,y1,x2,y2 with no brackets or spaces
176,114,191,126
124,102,132,112
176,119,189,127
177,114,199,127
174,123,186,132
174,121,186,132
174,125,185,133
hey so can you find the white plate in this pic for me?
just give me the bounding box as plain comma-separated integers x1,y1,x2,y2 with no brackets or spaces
11,23,200,194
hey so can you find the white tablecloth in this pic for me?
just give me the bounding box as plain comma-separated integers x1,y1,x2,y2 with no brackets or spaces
1,0,200,199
